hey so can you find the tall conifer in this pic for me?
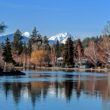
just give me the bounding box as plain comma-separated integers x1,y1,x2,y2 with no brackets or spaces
63,37,74,67
12,29,23,55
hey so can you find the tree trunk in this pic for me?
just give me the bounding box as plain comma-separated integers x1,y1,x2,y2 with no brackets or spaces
3,62,7,72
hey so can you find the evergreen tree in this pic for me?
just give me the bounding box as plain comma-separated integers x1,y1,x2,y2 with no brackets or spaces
43,36,48,44
31,27,42,41
30,27,43,51
12,29,23,55
2,38,14,72
2,38,13,63
30,27,39,43
32,27,38,38
0,22,7,34
27,39,32,56
37,34,42,39
30,27,39,49
55,40,61,58
1,42,5,48
63,37,74,67
43,36,50,51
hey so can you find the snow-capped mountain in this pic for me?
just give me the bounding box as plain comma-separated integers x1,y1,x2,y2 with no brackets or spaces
0,32,73,44
22,32,30,38
48,32,73,44
0,32,30,43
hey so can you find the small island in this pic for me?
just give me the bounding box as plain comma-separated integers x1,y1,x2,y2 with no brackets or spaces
0,70,25,76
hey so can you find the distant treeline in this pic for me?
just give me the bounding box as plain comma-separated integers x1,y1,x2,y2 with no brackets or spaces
1,21,110,70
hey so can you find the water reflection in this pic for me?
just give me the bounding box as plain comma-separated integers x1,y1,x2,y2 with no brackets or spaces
0,72,110,110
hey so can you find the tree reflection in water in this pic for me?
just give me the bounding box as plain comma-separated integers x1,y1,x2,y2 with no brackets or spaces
0,73,110,110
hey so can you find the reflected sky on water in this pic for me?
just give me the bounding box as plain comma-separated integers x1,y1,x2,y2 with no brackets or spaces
0,70,110,110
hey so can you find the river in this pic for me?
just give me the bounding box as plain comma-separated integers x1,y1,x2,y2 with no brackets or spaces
0,70,110,110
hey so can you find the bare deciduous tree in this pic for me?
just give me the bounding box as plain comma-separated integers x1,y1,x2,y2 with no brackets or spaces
84,41,98,67
103,21,110,35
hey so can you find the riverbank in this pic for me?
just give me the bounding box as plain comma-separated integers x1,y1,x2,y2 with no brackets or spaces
35,67,110,72
15,66,110,73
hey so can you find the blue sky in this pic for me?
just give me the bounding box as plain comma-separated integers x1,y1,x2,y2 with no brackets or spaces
0,0,110,38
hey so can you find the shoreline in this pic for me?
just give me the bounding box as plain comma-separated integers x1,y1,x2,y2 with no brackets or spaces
15,66,110,73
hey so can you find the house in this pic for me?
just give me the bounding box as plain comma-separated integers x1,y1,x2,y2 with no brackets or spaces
57,57,64,67
74,58,88,69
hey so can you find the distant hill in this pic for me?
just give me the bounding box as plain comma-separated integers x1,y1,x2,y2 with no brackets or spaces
0,32,73,44
0,33,29,43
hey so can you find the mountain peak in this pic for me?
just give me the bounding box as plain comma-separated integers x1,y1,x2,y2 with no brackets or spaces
48,32,72,44
22,32,30,38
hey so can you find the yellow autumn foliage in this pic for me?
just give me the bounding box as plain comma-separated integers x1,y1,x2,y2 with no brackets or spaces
31,50,49,66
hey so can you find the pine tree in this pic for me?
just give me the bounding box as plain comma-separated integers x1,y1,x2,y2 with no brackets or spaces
32,27,38,38
63,37,74,67
30,27,43,51
2,38,14,72
2,38,13,63
30,27,39,43
55,40,60,58
12,29,23,55
27,39,32,56
43,36,50,51
43,36,48,44
0,22,7,34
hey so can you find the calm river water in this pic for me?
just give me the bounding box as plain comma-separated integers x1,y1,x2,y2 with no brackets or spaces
0,70,110,110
